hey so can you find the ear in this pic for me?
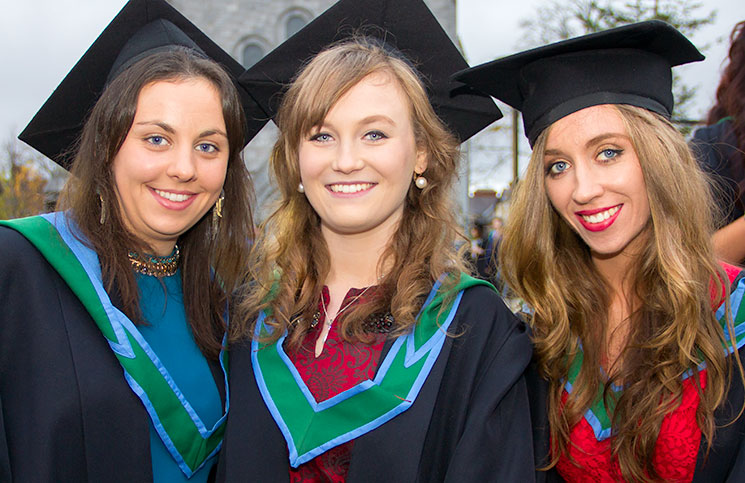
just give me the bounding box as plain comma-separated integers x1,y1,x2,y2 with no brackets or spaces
414,147,428,174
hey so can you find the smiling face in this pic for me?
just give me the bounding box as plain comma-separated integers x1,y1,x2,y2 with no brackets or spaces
112,77,229,255
297,71,427,240
543,104,651,264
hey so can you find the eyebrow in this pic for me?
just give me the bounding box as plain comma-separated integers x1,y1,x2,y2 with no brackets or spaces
135,121,175,134
134,121,227,139
585,132,630,147
544,132,631,157
359,115,396,127
198,129,229,139
544,148,562,157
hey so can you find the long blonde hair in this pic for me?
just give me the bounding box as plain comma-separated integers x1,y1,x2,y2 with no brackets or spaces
501,104,738,481
232,37,468,347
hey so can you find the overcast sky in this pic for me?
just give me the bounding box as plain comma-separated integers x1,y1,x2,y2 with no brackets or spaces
2,0,742,188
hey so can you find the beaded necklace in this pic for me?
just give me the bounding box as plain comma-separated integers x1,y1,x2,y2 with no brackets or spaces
128,244,180,277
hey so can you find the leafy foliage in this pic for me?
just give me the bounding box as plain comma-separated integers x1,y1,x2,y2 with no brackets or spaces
0,136,67,220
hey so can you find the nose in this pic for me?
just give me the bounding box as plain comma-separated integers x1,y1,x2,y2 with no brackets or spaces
571,162,603,205
331,140,364,174
166,145,197,181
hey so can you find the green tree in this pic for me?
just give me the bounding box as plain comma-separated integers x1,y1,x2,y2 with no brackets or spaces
0,135,67,220
519,0,716,121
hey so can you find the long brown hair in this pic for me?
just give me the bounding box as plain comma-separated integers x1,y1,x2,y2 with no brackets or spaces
233,37,468,347
501,104,739,481
57,48,254,359
707,20,745,152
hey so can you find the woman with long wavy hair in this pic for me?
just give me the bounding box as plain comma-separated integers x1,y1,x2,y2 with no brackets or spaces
692,20,745,264
455,21,745,482
217,0,534,481
0,0,262,480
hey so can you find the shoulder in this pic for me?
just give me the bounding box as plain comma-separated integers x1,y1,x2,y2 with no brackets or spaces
692,120,739,169
0,225,69,301
458,283,519,327
0,225,47,269
693,118,735,145
452,283,532,360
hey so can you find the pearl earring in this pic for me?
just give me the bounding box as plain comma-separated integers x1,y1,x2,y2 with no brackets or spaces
297,182,305,193
414,174,427,189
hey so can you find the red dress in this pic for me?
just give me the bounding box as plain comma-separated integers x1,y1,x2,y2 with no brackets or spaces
556,263,742,481
556,372,705,482
288,287,386,483
556,262,741,483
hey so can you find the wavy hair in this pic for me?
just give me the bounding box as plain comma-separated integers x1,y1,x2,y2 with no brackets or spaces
501,104,740,481
233,36,467,347
707,21,745,152
57,48,254,359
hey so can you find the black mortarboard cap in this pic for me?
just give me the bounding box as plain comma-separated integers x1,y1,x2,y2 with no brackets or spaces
452,20,704,147
19,0,268,170
238,0,502,143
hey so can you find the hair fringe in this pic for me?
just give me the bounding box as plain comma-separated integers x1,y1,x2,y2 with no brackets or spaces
231,36,469,346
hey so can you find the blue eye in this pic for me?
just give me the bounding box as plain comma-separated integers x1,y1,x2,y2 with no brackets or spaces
548,161,569,175
310,133,332,142
196,143,217,153
365,130,387,141
146,135,167,146
599,148,622,160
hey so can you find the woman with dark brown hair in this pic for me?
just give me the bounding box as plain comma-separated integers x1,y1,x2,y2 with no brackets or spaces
456,21,745,482
217,0,534,481
0,0,262,480
693,20,745,264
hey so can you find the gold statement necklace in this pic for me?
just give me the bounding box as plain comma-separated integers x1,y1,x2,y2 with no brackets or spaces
128,245,180,277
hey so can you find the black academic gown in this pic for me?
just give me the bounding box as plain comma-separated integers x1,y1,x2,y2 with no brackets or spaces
691,119,745,227
0,226,226,482
528,350,745,483
217,285,535,482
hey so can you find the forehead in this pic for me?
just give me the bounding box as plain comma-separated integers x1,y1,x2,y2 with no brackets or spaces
325,70,412,119
136,77,220,108
545,104,628,149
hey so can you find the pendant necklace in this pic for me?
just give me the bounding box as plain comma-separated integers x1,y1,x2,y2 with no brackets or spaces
316,285,373,356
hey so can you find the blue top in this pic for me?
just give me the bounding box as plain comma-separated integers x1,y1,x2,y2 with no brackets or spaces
136,270,222,482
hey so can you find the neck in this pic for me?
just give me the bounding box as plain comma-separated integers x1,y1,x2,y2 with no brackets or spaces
322,225,391,291
592,253,638,369
149,241,177,257
592,252,634,296
314,222,394,358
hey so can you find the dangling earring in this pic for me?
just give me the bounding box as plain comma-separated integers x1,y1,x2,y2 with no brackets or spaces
98,193,107,225
297,182,305,193
414,172,428,189
212,191,224,233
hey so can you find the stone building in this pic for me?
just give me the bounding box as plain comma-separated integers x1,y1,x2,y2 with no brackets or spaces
167,0,469,219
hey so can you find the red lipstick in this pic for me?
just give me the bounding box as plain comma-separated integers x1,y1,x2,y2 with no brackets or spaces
575,204,622,232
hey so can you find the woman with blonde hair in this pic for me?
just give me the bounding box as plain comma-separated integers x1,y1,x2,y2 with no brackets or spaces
455,21,745,482
217,0,534,481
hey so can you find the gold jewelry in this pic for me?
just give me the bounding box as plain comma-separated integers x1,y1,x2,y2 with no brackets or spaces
128,245,180,277
99,194,107,225
212,192,224,233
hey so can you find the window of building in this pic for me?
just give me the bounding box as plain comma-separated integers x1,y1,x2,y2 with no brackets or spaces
285,14,307,39
242,43,265,69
